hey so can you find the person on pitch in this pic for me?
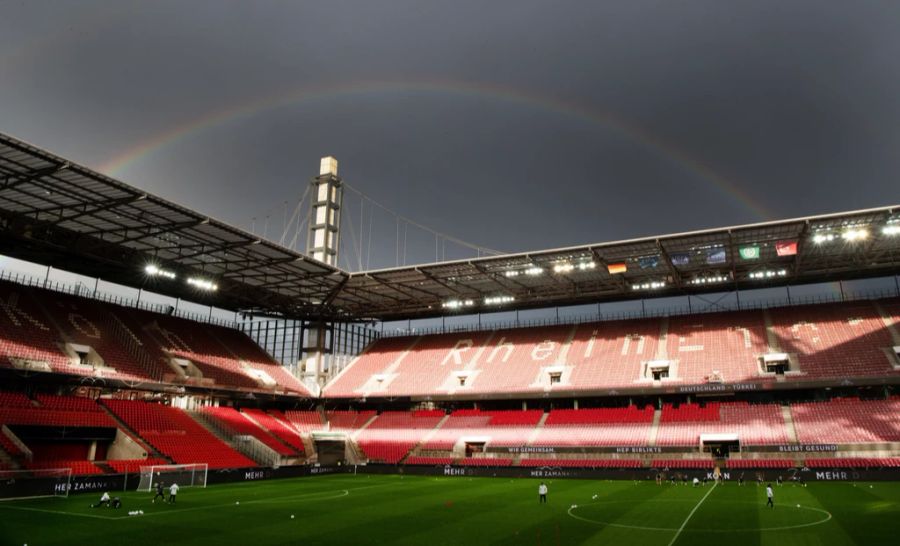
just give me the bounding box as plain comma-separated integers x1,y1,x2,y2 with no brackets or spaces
168,482,180,504
92,491,111,508
153,481,165,503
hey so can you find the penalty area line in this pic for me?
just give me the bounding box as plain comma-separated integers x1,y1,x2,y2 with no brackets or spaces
113,488,353,519
0,504,120,520
0,481,401,522
114,482,395,519
667,482,717,546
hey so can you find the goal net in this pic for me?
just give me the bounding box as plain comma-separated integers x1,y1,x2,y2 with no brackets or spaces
0,468,72,500
137,463,208,492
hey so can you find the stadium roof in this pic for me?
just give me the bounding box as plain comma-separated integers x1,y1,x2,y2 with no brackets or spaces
0,132,347,319
336,205,900,319
2,131,899,321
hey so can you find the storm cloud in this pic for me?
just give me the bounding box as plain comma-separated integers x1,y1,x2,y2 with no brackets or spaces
2,0,899,270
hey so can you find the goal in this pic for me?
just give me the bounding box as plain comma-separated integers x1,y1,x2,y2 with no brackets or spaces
137,463,208,492
0,468,72,500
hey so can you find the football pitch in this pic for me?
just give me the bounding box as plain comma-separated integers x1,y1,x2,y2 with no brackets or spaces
1,474,898,545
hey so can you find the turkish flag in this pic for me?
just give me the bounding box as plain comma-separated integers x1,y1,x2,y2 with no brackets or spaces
775,240,798,256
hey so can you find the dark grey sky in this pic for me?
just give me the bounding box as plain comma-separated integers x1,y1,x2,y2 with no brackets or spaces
2,0,899,270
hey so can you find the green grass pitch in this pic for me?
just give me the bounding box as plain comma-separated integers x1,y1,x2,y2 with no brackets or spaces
1,474,898,545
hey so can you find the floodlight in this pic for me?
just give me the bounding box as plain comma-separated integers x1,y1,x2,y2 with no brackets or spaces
442,299,475,309
187,277,218,291
484,295,515,305
841,228,868,241
749,269,787,280
631,281,666,290
144,264,176,280
689,275,729,285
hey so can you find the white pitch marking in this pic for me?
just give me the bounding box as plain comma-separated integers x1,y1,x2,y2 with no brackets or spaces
667,482,717,546
0,505,119,520
0,482,393,522
567,500,832,533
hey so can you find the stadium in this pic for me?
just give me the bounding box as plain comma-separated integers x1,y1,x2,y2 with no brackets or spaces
0,130,898,544
3,4,900,546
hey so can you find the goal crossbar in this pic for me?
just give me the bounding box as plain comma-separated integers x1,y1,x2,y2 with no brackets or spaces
0,467,72,500
137,463,208,492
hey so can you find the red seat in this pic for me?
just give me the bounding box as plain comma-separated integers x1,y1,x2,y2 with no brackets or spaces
324,300,900,398
103,400,256,469
519,458,642,468
791,398,900,443
652,459,715,469
201,407,298,457
106,458,169,474
356,411,445,463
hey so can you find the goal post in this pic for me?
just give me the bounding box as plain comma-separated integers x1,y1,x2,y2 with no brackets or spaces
137,463,208,492
0,468,72,500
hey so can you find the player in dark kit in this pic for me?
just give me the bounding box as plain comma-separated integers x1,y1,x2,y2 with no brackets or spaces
153,481,165,503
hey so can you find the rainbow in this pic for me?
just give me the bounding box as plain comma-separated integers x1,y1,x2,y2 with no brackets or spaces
98,79,774,220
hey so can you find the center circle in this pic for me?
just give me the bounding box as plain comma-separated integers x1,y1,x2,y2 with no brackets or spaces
567,499,832,532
